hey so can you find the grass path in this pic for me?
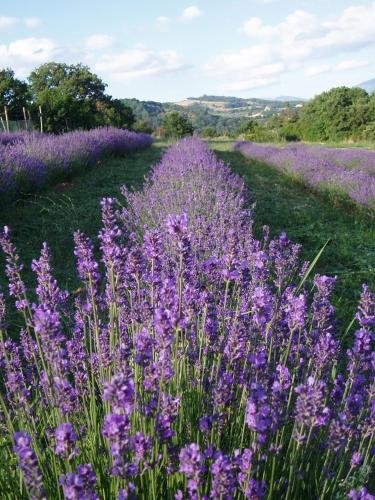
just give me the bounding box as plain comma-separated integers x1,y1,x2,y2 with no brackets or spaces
0,144,165,298
211,140,375,328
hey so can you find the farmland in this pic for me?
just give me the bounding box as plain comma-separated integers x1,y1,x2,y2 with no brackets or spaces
0,134,373,498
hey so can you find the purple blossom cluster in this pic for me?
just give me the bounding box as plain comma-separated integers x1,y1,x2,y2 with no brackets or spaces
0,138,373,498
234,141,375,208
0,127,152,199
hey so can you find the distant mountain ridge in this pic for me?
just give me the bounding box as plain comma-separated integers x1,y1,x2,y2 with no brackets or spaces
274,96,307,102
356,78,375,94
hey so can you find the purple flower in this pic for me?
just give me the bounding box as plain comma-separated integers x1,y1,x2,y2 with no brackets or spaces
251,286,273,328
0,226,28,310
134,328,155,367
103,373,135,415
350,451,363,467
53,376,79,415
130,432,152,465
33,304,67,374
179,443,204,497
60,463,98,499
210,452,237,498
73,231,101,303
103,413,131,476
356,285,375,327
13,432,45,498
294,377,330,437
348,487,375,499
284,290,306,330
31,242,68,310
55,423,78,458
246,384,272,442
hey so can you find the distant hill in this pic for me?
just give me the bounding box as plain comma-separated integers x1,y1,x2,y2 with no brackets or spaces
122,94,306,134
356,78,375,94
274,96,307,102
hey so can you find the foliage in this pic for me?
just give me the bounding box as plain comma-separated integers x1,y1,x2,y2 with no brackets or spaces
237,119,266,141
26,63,134,133
299,87,371,142
0,69,31,121
95,98,135,129
133,120,154,134
161,112,194,138
201,126,218,138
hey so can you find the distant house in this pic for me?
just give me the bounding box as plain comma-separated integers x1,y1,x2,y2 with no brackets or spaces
295,103,303,108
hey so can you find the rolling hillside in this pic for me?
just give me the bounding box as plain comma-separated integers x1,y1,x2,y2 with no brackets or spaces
122,94,306,134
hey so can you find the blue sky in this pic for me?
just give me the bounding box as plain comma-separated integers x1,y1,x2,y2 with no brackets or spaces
1,0,375,101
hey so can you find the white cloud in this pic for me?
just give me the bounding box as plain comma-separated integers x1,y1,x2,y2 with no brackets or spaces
24,17,43,28
305,59,369,77
155,16,171,32
208,3,375,92
85,34,114,50
335,59,369,71
0,16,17,29
0,37,58,75
305,64,331,77
181,6,203,21
221,77,278,93
94,47,186,80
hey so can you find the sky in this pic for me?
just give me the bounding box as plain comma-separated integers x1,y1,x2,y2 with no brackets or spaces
1,0,375,101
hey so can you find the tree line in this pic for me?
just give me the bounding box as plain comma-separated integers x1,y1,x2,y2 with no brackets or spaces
236,86,375,143
0,63,135,133
2,62,375,142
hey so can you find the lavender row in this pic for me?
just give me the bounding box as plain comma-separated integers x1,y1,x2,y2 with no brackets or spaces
234,141,375,208
0,127,153,200
0,131,32,147
0,138,374,498
122,137,251,257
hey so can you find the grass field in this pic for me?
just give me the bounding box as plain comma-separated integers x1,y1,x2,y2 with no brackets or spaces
1,138,373,332
211,140,375,329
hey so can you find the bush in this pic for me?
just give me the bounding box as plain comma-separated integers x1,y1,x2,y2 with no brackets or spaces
162,112,194,138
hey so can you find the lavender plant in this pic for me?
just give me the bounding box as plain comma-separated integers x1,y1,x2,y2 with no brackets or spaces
0,138,373,499
234,141,375,208
0,127,152,200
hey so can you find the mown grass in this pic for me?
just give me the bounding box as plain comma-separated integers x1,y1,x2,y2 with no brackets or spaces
0,144,166,301
211,140,375,330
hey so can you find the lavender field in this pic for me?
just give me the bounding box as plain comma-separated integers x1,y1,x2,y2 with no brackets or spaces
0,138,373,499
0,128,152,202
234,142,375,209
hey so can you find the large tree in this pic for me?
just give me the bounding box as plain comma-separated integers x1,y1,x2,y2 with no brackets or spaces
0,68,31,120
300,87,370,141
28,62,108,132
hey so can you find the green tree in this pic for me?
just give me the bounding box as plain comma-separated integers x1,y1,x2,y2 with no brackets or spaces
300,87,370,141
237,119,266,141
162,112,194,138
201,126,217,138
0,68,31,120
95,98,135,129
28,62,108,132
133,119,154,134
